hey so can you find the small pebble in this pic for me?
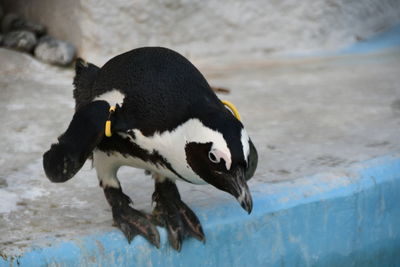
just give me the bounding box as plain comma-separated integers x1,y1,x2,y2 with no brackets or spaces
2,13,46,36
3,30,37,52
34,35,76,66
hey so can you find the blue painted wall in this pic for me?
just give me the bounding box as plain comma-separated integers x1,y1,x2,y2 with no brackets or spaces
1,155,400,266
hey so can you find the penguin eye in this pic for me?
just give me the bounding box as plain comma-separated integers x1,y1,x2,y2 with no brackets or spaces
208,151,220,164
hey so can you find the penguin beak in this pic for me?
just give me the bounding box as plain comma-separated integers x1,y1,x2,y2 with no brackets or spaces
220,167,253,214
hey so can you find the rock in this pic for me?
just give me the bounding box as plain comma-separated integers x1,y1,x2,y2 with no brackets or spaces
0,34,3,46
2,14,22,32
3,30,37,52
2,13,46,36
34,35,76,66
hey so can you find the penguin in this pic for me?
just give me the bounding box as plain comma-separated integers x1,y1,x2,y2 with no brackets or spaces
43,47,258,251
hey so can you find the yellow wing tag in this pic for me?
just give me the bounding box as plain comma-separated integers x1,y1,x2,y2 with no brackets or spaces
221,100,241,121
105,106,116,137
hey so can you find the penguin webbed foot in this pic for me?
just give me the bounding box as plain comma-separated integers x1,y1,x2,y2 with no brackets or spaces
104,187,160,248
113,206,161,248
152,180,205,251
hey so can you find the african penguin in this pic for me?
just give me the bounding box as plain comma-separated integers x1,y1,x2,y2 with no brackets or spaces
43,47,258,251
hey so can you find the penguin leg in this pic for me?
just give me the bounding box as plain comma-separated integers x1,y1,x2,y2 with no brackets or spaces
94,150,160,248
152,176,205,251
43,100,110,183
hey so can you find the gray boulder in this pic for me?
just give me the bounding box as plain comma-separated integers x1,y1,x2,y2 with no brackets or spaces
34,35,76,66
2,13,46,36
3,30,37,52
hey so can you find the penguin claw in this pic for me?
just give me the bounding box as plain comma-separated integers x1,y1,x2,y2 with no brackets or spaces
178,203,205,242
113,207,160,248
152,195,205,251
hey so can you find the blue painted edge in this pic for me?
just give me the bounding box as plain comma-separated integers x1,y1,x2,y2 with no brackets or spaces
1,153,400,266
285,23,400,58
339,24,400,54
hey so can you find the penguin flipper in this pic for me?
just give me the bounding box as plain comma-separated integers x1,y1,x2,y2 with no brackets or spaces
43,101,110,183
245,139,258,181
73,58,100,110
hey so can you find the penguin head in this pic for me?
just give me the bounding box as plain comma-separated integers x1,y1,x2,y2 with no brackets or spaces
184,112,257,214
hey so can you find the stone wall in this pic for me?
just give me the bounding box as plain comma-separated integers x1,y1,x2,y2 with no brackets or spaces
3,0,400,65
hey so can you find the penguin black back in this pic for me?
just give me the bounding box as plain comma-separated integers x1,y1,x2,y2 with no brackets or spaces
90,47,227,136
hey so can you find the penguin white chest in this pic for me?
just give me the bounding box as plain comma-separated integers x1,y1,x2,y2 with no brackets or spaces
117,128,205,184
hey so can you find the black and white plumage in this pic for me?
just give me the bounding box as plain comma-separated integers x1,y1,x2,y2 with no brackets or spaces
43,47,258,250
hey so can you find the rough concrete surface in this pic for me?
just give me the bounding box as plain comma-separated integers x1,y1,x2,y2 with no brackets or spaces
3,0,400,65
0,46,400,257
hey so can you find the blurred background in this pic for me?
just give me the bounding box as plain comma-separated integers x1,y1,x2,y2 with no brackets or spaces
2,0,400,65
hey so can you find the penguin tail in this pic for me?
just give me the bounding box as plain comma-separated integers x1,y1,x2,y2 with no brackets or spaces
73,58,100,110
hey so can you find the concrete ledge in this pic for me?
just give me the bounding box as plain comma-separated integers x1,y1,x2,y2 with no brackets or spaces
1,154,399,266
